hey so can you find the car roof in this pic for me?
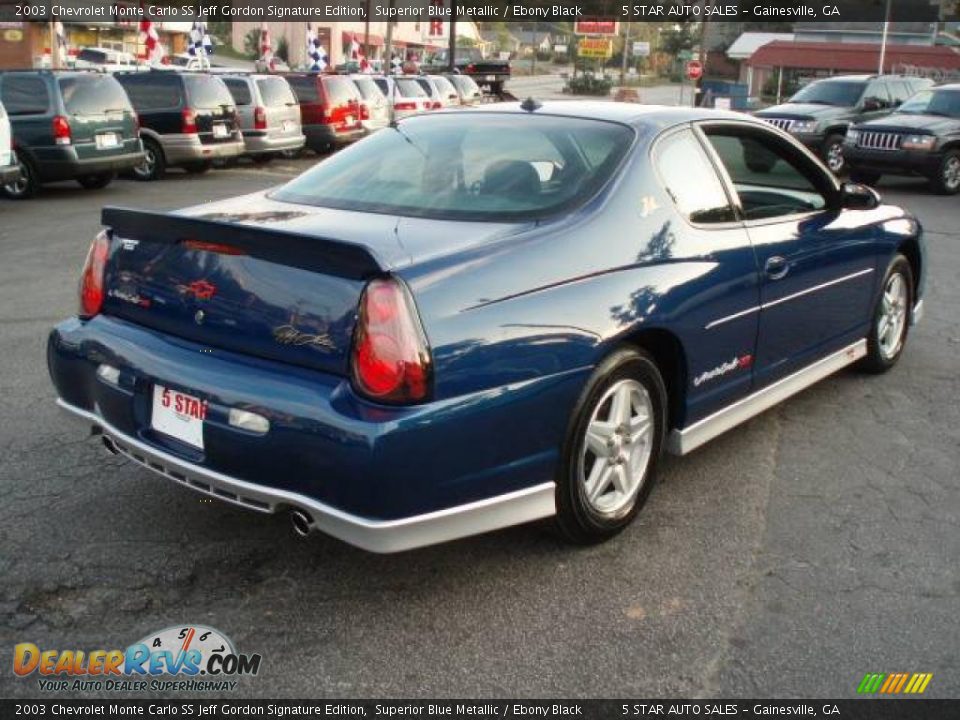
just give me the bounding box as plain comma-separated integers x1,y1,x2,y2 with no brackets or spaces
463,101,763,129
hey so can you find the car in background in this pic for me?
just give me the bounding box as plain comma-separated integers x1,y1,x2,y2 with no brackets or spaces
49,103,924,552
0,99,21,188
350,74,390,133
220,73,304,163
73,47,139,73
285,73,365,153
115,70,243,181
372,75,431,119
422,48,510,96
754,74,933,174
415,74,461,110
446,73,483,106
0,70,143,199
844,83,960,194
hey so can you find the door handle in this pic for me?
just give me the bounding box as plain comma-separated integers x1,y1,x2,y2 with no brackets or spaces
765,256,790,280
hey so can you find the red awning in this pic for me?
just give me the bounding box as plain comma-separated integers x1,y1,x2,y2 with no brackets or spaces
747,41,960,72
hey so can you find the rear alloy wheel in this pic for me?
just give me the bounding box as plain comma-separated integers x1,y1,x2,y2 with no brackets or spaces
76,172,115,190
555,348,666,545
861,254,913,374
822,134,846,174
182,161,212,175
2,151,38,199
930,150,960,195
133,138,165,182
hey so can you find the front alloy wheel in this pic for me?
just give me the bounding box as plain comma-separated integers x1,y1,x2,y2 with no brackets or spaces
2,151,37,199
861,254,913,373
823,134,845,174
931,150,960,195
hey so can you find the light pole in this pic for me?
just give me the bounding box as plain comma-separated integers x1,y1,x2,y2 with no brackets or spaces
878,0,893,75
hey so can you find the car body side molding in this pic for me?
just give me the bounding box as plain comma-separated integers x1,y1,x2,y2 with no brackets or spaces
669,339,867,455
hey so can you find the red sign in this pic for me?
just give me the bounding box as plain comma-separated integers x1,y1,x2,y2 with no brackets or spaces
686,60,703,80
574,21,620,36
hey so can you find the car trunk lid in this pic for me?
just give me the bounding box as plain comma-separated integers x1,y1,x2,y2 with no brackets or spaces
58,74,137,159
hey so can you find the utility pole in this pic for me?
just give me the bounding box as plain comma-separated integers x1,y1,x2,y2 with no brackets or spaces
878,0,893,75
620,21,631,85
448,1,457,73
364,0,370,66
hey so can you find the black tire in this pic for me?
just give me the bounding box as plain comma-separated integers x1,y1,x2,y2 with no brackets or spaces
133,138,165,182
822,133,846,175
2,151,39,199
250,154,273,165
554,347,667,545
182,161,212,175
76,172,115,190
929,149,960,195
860,254,913,374
279,147,303,160
849,169,881,186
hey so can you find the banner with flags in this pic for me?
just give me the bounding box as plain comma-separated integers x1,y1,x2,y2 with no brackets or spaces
305,23,327,72
139,19,166,65
188,20,214,68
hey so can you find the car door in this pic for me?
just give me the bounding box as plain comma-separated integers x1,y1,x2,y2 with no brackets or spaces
651,127,761,421
700,122,876,387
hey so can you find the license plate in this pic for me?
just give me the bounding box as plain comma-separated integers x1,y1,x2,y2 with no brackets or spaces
151,385,207,450
485,75,496,82
212,124,229,138
95,133,119,149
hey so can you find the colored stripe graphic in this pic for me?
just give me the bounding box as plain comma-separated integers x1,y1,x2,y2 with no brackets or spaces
858,672,932,694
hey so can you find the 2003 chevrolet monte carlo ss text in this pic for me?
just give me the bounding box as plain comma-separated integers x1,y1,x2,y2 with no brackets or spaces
47,101,926,552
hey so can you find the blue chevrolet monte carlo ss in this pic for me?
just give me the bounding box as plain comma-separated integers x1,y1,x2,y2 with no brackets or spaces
48,101,926,552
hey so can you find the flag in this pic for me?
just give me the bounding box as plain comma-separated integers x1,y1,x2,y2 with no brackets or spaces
52,19,66,67
139,19,166,65
305,23,327,72
258,23,276,71
390,54,403,75
188,20,214,66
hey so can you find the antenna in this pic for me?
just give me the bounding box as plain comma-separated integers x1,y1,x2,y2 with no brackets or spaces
520,97,542,112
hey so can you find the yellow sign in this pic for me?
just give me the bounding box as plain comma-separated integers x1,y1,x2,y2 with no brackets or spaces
3,29,24,42
578,38,613,59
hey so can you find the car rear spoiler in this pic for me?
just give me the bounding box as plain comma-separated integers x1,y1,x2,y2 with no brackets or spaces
101,207,384,280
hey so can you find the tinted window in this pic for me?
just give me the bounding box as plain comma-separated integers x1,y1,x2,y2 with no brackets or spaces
372,78,389,95
287,76,320,103
223,78,252,106
449,75,480,96
790,80,865,107
184,75,234,109
395,78,428,98
899,89,960,118
1,75,49,115
119,75,182,110
431,76,457,97
654,131,734,224
256,77,296,107
353,77,384,101
415,78,436,97
322,77,359,106
77,49,107,64
864,81,891,108
59,75,131,115
273,114,634,222
705,129,829,220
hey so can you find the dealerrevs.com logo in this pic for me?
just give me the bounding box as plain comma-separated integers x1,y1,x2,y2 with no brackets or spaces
13,625,262,693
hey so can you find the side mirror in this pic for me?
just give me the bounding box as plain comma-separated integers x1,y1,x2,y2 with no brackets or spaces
840,181,881,210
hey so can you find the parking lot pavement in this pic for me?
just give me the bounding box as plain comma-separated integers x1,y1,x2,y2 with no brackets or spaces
0,166,957,699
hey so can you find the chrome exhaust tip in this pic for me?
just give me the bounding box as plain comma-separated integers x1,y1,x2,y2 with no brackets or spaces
290,509,314,538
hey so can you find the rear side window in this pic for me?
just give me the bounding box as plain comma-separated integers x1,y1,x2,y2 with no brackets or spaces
322,77,359,106
415,78,436,97
59,75,131,115
119,75,182,110
223,78,252,106
287,76,320,103
1,75,49,115
372,78,388,95
184,75,234,109
256,77,296,107
654,130,734,224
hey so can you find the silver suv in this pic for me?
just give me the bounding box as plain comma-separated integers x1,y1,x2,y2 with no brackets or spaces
221,74,305,162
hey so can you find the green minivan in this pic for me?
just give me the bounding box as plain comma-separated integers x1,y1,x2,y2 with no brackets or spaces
0,70,144,199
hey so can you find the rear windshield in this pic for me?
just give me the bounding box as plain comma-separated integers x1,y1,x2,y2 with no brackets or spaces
395,78,428,98
322,77,359,106
272,113,634,222
899,89,960,118
77,49,107,64
257,77,296,107
287,76,319,103
222,77,252,106
431,76,457,96
373,78,388,95
415,78,437,97
790,80,865,107
449,75,480,95
353,77,383,101
184,75,234,109
59,75,131,116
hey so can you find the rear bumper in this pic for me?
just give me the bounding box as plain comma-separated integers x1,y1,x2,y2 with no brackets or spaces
303,124,365,151
47,315,572,551
33,145,144,182
241,131,306,155
843,146,942,177
160,134,244,165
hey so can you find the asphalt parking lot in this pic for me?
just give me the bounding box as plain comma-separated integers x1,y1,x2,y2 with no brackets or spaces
1,157,958,700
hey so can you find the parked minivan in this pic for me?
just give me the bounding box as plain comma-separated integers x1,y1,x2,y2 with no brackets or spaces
116,70,243,180
446,73,483,106
0,70,143,199
0,100,21,188
415,75,461,110
221,73,305,162
372,76,432,120
285,73,365,153
350,74,389,133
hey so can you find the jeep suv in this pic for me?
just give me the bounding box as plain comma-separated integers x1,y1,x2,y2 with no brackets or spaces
116,70,243,180
844,83,960,194
0,70,143,199
755,74,933,174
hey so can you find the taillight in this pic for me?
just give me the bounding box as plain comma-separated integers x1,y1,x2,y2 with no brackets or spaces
394,101,417,111
52,115,71,145
181,108,198,134
79,230,110,318
431,101,442,110
351,277,431,404
360,104,370,120
254,106,267,130
466,64,476,73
